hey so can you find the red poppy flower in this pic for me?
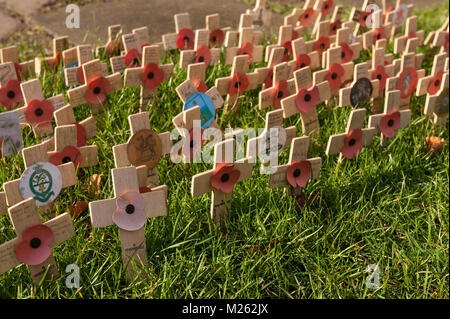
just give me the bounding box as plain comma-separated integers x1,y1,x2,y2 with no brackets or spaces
313,36,330,55
209,29,225,47
124,48,142,68
325,63,345,90
292,29,299,40
210,163,240,194
50,145,83,168
228,72,250,96
74,123,87,147
272,81,291,109
359,10,374,28
407,31,417,40
296,54,311,70
141,63,164,91
48,52,61,70
105,39,123,56
193,79,208,93
427,72,444,96
322,0,333,16
184,128,204,160
282,41,293,62
295,86,320,113
15,224,54,266
329,20,342,35
0,79,23,110
14,63,22,81
264,68,274,88
340,43,354,63
341,129,363,159
112,191,146,231
380,110,401,138
25,99,54,127
195,46,212,64
139,187,152,194
372,65,389,91
238,42,254,64
286,160,311,188
299,8,315,27
76,66,85,85
85,75,111,105
372,27,386,44
176,28,195,50
396,67,418,98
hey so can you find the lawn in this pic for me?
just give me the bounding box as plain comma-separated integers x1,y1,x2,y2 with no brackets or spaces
0,2,448,298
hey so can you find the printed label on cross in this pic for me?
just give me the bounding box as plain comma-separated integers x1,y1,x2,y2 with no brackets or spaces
0,46,35,80
89,166,167,280
423,72,449,127
191,138,254,228
110,33,144,74
281,66,331,136
3,142,77,209
67,59,122,115
393,16,425,54
0,198,75,284
326,108,377,160
124,45,174,111
269,135,321,204
224,27,264,65
0,110,23,160
259,62,296,110
113,112,172,190
180,29,221,68
0,62,23,110
16,79,66,138
96,24,124,58
162,13,196,51
215,55,262,112
35,36,70,75
368,89,411,146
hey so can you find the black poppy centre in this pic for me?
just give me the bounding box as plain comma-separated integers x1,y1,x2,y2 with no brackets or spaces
377,74,382,80
221,173,230,183
349,138,356,146
35,108,44,117
93,87,101,94
62,156,72,164
388,119,395,127
293,169,301,178
300,63,306,68
7,90,15,99
30,238,41,249
277,91,284,98
147,72,154,79
304,93,311,102
235,81,241,89
434,79,440,87
211,36,217,42
198,56,205,62
126,204,135,215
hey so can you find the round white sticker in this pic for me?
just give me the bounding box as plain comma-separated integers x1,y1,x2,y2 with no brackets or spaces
19,162,63,206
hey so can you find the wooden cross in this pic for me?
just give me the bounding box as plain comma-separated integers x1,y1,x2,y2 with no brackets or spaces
386,52,425,109
312,0,336,30
0,45,35,80
224,27,264,65
0,62,23,110
185,62,209,93
132,26,164,50
265,25,303,65
368,89,411,146
255,47,289,91
162,12,196,51
370,40,395,113
224,13,263,48
393,16,425,54
16,79,66,137
54,105,97,143
89,166,167,279
258,62,296,111
392,37,424,77
3,142,77,210
424,17,448,47
330,26,362,65
205,13,231,47
416,53,448,99
430,25,449,55
110,32,145,74
180,29,221,68
304,20,337,59
95,24,123,57
386,1,413,40
326,108,377,161
246,0,272,29
35,36,70,75
0,198,75,284
291,36,321,71
361,18,393,50
281,66,331,136
112,112,172,190
247,109,296,166
191,138,254,228
268,135,321,205
339,61,380,108
67,59,122,116
124,45,174,111
283,7,305,36
215,55,261,112
350,0,379,35
0,109,23,161
423,71,449,128
313,46,354,99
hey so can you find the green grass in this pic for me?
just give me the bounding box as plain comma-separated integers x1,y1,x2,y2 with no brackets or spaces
0,3,448,299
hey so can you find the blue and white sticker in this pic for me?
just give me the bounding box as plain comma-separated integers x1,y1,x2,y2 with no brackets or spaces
184,92,215,129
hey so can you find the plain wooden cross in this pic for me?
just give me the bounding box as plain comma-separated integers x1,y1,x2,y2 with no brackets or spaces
431,26,449,54
393,16,425,54
124,45,174,111
423,71,449,128
113,112,172,190
224,13,263,48
54,104,97,146
368,89,411,146
258,62,296,110
16,79,66,137
180,29,221,68
35,36,70,75
224,27,264,65
326,108,377,161
424,17,448,47
215,55,261,112
110,32,145,74
268,135,321,204
0,46,35,80
67,59,122,116
0,198,75,284
313,46,354,99
0,62,23,110
205,13,231,47
191,138,254,227
416,53,448,99
281,66,331,137
162,12,195,51
283,6,306,37
3,142,77,210
256,47,290,91
89,166,167,279
247,109,296,165
339,61,380,107
246,0,272,29
95,24,123,57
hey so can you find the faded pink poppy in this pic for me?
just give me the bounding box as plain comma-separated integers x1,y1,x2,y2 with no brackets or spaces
15,224,54,266
0,79,23,110
295,86,320,113
210,163,240,194
112,191,146,231
380,110,401,138
341,129,363,159
286,160,311,188
372,27,386,44
299,8,315,27
195,46,212,64
85,75,111,105
322,0,333,16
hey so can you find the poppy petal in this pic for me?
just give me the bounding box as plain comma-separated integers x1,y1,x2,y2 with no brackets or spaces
341,129,363,159
380,110,401,138
176,28,195,50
